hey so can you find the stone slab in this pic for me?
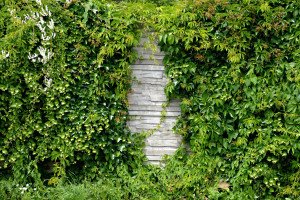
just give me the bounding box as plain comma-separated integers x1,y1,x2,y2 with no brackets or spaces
127,33,182,164
132,59,163,65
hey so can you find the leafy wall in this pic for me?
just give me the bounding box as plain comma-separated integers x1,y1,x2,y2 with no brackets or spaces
155,0,300,198
0,0,146,183
0,0,299,198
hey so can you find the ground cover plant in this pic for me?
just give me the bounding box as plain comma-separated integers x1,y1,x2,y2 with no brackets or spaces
0,0,299,199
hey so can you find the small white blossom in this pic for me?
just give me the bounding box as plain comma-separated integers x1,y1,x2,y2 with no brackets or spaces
31,11,39,20
43,77,53,91
52,33,56,38
34,188,37,191
47,19,54,29
19,187,28,190
1,51,9,59
28,52,38,60
37,47,47,58
47,51,54,62
45,77,52,87
37,47,54,64
41,6,51,17
42,33,51,41
24,14,30,20
8,9,15,15
39,17,46,24
36,23,46,33
35,0,42,6
26,184,29,187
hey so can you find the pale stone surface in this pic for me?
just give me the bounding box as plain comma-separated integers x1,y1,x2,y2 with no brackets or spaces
127,33,182,164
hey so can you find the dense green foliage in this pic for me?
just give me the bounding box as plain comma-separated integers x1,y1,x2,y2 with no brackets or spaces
156,0,300,198
0,0,299,199
0,0,146,184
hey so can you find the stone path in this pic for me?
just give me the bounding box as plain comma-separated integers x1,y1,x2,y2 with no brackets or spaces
127,33,182,165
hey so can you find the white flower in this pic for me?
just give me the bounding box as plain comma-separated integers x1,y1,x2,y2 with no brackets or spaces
37,47,47,58
39,17,46,24
47,19,54,29
34,188,37,191
35,0,42,6
28,52,38,60
41,6,51,17
36,23,46,33
37,47,54,64
52,33,56,38
26,184,29,187
31,11,39,20
8,9,15,15
21,191,24,194
1,51,9,59
48,7,51,17
41,33,51,41
43,77,53,91
16,184,19,187
24,14,29,20
45,77,52,87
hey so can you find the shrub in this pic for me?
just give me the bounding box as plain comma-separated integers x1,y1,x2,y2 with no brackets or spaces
0,0,145,184
156,0,300,198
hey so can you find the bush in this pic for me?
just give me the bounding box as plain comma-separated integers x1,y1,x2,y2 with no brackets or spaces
156,0,300,198
0,0,145,184
0,0,299,199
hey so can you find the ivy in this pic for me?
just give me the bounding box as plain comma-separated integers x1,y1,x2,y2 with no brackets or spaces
0,0,299,198
0,0,146,184
155,0,300,198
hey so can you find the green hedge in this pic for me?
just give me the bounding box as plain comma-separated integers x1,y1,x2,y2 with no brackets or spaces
0,0,299,199
155,0,300,198
0,0,146,184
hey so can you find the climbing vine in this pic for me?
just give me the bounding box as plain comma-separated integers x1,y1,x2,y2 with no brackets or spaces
155,0,300,198
0,0,299,199
0,0,147,184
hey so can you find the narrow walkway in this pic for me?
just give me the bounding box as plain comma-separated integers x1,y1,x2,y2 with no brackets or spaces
127,33,182,165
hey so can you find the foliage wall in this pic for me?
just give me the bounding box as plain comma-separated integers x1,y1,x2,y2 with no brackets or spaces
155,0,300,198
0,0,299,199
0,0,147,184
